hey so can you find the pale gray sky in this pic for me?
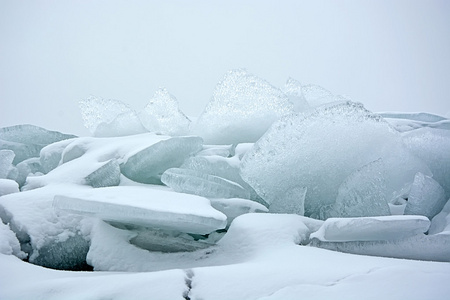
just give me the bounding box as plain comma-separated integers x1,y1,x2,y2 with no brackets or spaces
1,0,449,136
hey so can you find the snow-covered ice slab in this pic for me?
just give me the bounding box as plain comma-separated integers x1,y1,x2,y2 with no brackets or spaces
53,186,227,234
192,69,294,144
162,168,251,199
0,124,76,164
0,184,92,270
210,198,268,227
0,178,19,196
310,215,430,242
138,87,191,136
0,222,26,258
241,101,429,218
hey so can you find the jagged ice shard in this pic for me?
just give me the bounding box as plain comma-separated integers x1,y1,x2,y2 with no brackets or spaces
192,69,294,144
240,101,430,218
79,96,146,137
138,88,191,136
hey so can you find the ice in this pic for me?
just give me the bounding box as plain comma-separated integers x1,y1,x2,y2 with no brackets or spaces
240,101,430,218
39,138,76,173
79,96,146,137
404,172,447,219
0,125,76,164
283,77,310,112
0,149,15,178
53,186,227,234
209,198,268,227
0,179,19,196
301,84,333,106
311,232,450,262
310,215,430,242
192,69,294,144
161,168,251,199
0,222,26,258
403,128,450,199
268,186,307,216
380,112,450,132
429,199,450,235
0,184,92,270
138,87,191,136
15,157,43,187
327,159,390,218
196,144,234,157
121,136,203,184
84,159,121,188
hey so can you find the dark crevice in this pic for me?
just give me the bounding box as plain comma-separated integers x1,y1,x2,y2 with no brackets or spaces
183,269,194,300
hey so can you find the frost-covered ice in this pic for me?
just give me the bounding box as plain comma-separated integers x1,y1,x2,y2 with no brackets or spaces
328,159,390,218
0,149,15,178
282,77,310,112
429,199,450,235
192,69,294,144
310,215,430,242
404,172,447,219
240,101,429,218
79,96,146,137
138,88,191,136
403,127,450,199
54,186,227,234
161,168,250,199
380,112,450,132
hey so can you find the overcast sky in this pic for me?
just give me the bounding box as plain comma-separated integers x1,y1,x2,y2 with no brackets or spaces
1,0,449,136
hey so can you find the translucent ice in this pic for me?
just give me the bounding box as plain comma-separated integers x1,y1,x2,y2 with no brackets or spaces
161,168,250,199
54,186,227,234
240,101,430,218
84,159,121,188
79,96,146,137
138,87,191,136
404,172,447,219
429,199,450,235
192,69,294,144
0,149,15,178
268,186,307,216
310,215,430,242
311,232,450,262
403,128,450,199
381,112,450,132
121,136,203,184
39,139,75,174
15,157,43,187
209,198,268,228
0,125,76,165
328,159,390,218
283,78,309,112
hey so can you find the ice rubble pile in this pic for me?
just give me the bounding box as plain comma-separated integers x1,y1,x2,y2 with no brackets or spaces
1,69,450,272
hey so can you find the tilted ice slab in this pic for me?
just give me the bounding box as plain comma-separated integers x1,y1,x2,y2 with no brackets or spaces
429,199,450,235
79,96,146,137
161,168,250,200
327,159,390,218
404,172,447,219
240,101,430,218
310,215,430,242
0,124,76,164
283,77,310,112
0,149,15,178
138,87,191,136
53,186,227,235
403,127,450,199
192,69,294,144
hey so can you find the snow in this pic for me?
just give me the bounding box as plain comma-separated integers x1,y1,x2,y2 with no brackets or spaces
1,70,450,299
